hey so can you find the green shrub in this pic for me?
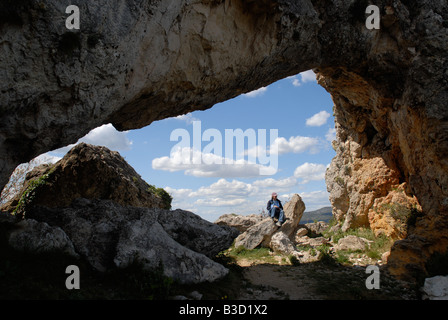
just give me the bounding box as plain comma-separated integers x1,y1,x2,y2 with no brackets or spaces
147,185,173,209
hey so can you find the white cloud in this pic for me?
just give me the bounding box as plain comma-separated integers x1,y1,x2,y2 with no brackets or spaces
290,70,317,87
174,113,199,124
272,136,322,155
164,187,193,198
294,162,328,183
190,178,257,198
306,111,331,127
163,176,331,221
253,176,297,191
300,70,317,83
52,123,133,154
195,198,248,207
80,124,133,150
325,127,336,142
243,86,267,98
152,147,277,178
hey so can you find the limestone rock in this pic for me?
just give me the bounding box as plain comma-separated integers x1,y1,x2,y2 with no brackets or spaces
1,143,169,215
159,209,239,258
281,194,306,238
304,221,330,236
114,215,228,284
7,219,78,257
26,198,236,284
421,276,448,300
234,218,278,250
334,235,371,252
0,0,447,283
295,227,308,238
215,214,264,233
296,236,329,248
269,231,300,258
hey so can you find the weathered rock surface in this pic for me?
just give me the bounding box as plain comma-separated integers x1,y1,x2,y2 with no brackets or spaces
270,231,301,259
1,0,447,282
333,235,371,252
21,198,235,284
1,143,169,215
215,213,264,233
421,275,448,300
234,218,278,250
280,194,306,238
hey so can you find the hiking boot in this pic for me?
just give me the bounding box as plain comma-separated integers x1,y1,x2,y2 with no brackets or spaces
276,221,282,227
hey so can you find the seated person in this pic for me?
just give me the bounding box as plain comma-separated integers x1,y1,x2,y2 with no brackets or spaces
266,192,286,227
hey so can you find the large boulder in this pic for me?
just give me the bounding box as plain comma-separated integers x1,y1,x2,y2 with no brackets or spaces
421,276,448,300
234,218,278,250
215,213,264,233
21,198,235,284
281,194,306,238
7,218,78,257
1,143,171,215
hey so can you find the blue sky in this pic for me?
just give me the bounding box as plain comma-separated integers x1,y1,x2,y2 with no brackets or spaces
47,70,336,222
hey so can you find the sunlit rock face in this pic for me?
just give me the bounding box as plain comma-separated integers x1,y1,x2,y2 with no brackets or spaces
1,0,447,280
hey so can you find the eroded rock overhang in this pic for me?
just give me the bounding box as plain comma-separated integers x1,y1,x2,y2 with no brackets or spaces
1,0,447,279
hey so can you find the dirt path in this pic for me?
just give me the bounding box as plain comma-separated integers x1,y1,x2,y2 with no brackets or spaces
235,259,418,300
239,264,326,299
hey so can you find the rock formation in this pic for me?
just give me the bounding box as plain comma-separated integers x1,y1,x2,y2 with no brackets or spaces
1,143,171,215
1,0,447,281
421,275,448,300
9,198,237,284
1,144,238,284
215,213,264,233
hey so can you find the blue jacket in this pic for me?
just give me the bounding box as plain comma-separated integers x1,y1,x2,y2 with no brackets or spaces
267,198,283,211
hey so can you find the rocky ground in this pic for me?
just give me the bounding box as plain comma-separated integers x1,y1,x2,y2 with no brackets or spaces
234,252,419,300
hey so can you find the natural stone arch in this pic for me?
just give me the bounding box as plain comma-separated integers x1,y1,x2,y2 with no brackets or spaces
1,0,447,280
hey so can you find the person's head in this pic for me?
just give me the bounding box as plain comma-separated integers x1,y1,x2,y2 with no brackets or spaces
271,192,278,199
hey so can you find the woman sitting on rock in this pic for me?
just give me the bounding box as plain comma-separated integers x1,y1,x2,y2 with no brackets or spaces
267,192,286,227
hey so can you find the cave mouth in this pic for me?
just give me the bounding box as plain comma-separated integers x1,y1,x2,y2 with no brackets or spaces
1,0,447,291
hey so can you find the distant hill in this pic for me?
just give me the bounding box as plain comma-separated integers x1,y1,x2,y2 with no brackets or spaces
301,206,333,223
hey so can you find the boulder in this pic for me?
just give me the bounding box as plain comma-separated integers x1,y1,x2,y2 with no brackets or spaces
1,143,170,215
296,236,330,248
215,214,264,233
295,227,308,238
270,231,301,259
23,198,236,284
305,221,329,236
7,219,78,257
334,235,371,252
234,218,278,250
158,209,239,258
421,276,448,300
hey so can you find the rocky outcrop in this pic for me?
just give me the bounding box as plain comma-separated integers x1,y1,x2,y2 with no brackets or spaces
421,276,448,300
1,143,171,215
234,218,278,250
1,143,238,284
7,217,78,257
215,214,264,233
233,194,306,254
8,198,237,284
1,0,447,282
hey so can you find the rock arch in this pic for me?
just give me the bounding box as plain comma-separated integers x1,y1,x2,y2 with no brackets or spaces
1,0,447,280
